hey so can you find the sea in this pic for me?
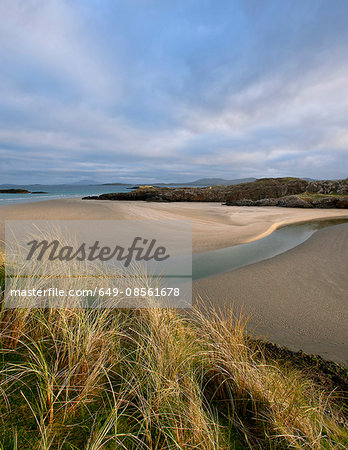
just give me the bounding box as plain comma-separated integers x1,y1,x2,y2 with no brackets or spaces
0,185,133,206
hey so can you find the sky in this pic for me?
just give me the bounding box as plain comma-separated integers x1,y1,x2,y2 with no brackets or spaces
1,0,348,184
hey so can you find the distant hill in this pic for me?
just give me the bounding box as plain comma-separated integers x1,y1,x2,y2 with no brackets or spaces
27,177,316,187
102,182,131,186
72,179,101,185
181,177,257,186
105,178,258,187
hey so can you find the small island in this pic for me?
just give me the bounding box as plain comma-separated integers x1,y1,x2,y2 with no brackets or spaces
0,189,48,194
0,188,30,194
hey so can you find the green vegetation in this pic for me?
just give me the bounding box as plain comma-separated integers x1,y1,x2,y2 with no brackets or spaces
255,177,301,184
299,192,348,200
0,259,347,448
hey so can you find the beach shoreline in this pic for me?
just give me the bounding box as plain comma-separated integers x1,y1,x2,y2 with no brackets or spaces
1,198,348,252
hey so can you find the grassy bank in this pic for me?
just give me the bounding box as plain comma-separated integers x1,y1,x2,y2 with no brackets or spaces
0,302,346,448
0,250,347,449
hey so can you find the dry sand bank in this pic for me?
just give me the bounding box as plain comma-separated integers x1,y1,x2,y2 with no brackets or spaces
194,223,348,365
1,198,348,252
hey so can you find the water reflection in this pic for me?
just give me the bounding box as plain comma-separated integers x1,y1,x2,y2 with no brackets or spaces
193,218,348,280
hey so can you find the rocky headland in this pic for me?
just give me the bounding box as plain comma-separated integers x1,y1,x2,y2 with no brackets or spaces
83,177,348,208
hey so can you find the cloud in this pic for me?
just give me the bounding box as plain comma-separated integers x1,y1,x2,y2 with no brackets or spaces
0,0,348,184
0,0,121,102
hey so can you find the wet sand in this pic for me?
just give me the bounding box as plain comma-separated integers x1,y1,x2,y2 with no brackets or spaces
194,223,348,365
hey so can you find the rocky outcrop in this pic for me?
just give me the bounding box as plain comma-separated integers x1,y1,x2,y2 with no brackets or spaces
225,196,311,208
225,195,348,208
311,197,348,209
307,179,348,195
278,196,313,208
84,186,230,202
83,177,348,208
224,178,309,201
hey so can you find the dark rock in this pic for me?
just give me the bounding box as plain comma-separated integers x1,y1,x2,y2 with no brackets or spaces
32,191,48,194
307,178,348,195
224,199,255,206
255,198,280,206
0,188,30,194
310,197,339,208
224,178,309,202
336,198,348,208
277,196,312,208
145,196,171,202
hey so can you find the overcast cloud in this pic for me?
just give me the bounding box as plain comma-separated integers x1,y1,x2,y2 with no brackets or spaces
1,0,348,183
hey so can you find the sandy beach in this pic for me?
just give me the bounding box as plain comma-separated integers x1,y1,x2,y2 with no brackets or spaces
1,198,348,251
194,223,348,365
1,199,347,363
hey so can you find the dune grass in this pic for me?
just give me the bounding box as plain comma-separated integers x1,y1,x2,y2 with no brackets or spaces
0,244,347,449
0,299,346,449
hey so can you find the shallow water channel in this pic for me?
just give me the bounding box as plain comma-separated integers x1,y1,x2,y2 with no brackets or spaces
193,218,348,280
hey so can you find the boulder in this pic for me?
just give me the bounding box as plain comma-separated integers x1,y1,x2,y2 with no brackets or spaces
277,196,312,208
310,198,339,208
145,196,171,202
336,198,348,208
307,178,348,195
255,198,280,206
224,199,256,206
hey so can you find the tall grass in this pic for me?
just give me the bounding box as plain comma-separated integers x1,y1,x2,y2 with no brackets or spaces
0,302,346,449
0,230,347,448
